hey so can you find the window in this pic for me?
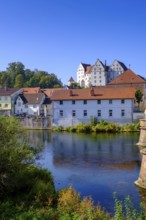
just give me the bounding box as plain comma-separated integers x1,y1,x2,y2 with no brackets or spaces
5,104,8,107
33,105,37,108
83,110,87,116
60,100,63,105
72,100,75,104
109,109,112,117
18,102,21,107
25,104,28,108
0,104,1,107
59,110,63,117
109,100,112,104
121,99,125,104
97,100,101,104
121,109,125,117
83,100,87,105
97,110,101,117
5,96,8,100
72,110,76,117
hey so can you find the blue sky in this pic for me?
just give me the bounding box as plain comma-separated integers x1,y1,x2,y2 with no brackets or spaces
0,0,146,84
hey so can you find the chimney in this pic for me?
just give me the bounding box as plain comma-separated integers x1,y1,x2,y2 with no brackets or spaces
90,87,94,96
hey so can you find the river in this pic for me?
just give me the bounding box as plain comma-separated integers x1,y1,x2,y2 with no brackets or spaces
24,130,146,213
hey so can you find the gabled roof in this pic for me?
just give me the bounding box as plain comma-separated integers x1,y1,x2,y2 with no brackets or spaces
85,66,93,74
108,69,145,85
116,60,128,70
0,88,21,96
19,93,44,104
95,59,105,68
43,88,65,97
51,87,135,101
68,77,75,82
22,87,41,94
81,63,91,72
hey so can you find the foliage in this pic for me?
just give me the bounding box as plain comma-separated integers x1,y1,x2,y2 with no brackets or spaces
57,186,110,220
111,194,146,220
121,123,140,132
0,62,63,88
54,120,140,133
0,116,55,202
135,90,143,106
90,116,98,126
70,82,81,89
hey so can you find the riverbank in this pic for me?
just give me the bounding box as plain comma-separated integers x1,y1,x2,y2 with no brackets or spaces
53,120,140,133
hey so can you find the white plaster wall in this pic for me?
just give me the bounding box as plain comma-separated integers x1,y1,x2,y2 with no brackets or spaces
15,97,27,114
52,99,133,127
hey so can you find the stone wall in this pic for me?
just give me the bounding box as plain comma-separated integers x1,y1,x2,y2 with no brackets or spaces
19,116,52,129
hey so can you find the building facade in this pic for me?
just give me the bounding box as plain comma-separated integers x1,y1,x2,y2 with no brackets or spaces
51,87,135,127
0,88,22,116
15,93,45,116
77,59,127,87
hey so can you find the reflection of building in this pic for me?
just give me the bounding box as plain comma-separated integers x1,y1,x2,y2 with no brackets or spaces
52,133,140,170
51,87,136,127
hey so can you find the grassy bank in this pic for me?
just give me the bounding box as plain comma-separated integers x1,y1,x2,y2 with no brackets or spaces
53,120,140,133
1,185,146,220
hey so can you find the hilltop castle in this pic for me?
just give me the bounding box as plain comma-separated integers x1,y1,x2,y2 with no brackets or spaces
77,59,127,87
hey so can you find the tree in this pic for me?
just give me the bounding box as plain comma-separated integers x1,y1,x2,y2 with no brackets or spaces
14,74,25,88
135,90,143,108
0,117,55,202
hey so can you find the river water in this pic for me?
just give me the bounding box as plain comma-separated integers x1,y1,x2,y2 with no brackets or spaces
24,130,146,213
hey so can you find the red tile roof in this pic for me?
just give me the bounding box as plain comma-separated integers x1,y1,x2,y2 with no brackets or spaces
51,87,136,101
108,69,145,85
43,88,65,97
22,87,41,94
0,88,21,96
21,93,44,104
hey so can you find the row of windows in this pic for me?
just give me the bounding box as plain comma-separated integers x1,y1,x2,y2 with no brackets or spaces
0,96,9,101
59,99,125,105
0,103,9,107
59,109,125,117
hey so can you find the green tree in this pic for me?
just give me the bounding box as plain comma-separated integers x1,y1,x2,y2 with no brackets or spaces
135,89,143,108
0,117,55,202
0,71,11,88
14,74,25,88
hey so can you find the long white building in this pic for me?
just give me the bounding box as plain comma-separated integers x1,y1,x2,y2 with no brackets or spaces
51,87,135,127
77,59,127,87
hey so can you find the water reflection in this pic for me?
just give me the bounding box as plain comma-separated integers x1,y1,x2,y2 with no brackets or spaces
24,130,145,212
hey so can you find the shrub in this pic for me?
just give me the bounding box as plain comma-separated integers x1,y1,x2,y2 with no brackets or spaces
57,186,80,215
